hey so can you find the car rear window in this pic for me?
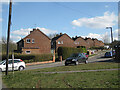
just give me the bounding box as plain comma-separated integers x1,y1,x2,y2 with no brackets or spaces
14,60,21,63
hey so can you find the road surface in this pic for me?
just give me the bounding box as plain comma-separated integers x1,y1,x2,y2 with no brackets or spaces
25,51,113,70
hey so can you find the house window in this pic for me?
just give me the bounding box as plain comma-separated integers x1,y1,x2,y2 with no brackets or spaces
26,51,31,54
61,41,63,44
26,39,30,43
58,41,63,44
32,39,35,43
58,41,61,44
74,42,78,44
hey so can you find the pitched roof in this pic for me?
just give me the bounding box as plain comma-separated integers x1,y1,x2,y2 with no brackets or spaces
92,38,99,41
52,34,63,41
84,37,92,40
52,33,73,41
72,36,84,41
17,28,50,44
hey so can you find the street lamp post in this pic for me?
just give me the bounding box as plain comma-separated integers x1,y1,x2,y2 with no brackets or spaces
106,27,114,57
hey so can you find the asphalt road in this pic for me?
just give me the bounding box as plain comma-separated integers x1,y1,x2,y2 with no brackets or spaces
25,51,113,70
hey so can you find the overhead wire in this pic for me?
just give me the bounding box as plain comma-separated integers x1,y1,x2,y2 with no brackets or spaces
53,2,95,18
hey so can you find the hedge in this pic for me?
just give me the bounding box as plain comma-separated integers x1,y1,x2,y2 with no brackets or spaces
57,47,87,60
89,46,107,50
1,53,53,63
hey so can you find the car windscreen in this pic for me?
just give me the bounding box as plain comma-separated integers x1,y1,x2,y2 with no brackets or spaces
70,53,79,57
0,60,5,65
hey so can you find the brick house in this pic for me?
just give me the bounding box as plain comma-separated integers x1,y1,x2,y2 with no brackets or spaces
92,38,101,47
84,38,94,48
99,40,104,46
17,28,51,54
51,33,75,52
72,36,89,49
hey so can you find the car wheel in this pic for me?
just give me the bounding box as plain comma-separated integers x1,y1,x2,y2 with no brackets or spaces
75,61,78,65
19,66,24,71
85,60,88,64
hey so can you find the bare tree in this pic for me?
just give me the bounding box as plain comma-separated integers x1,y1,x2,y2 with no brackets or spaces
2,36,17,53
48,33,57,39
2,37,7,44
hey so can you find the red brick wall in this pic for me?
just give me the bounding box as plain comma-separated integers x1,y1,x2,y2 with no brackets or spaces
93,39,101,47
74,37,89,48
99,41,104,46
85,39,94,48
56,34,75,50
22,29,51,54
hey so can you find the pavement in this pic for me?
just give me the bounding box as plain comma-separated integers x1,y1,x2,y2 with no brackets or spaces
25,61,65,70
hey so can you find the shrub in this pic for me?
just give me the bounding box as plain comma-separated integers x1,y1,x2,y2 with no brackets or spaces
89,46,106,50
57,47,86,60
2,53,53,63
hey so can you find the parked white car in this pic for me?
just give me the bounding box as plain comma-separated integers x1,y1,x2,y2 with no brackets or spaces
0,59,26,72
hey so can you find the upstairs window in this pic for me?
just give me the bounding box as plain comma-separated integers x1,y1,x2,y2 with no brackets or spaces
74,42,79,44
58,41,61,44
32,39,35,43
58,41,63,44
26,39,30,43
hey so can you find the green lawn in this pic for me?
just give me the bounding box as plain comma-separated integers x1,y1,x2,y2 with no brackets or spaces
2,62,119,88
28,62,118,72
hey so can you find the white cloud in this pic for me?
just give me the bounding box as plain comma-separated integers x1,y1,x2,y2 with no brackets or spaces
12,27,57,36
11,27,58,42
36,27,57,35
11,28,32,36
72,11,118,29
10,35,21,41
82,33,103,40
81,32,111,43
81,29,119,43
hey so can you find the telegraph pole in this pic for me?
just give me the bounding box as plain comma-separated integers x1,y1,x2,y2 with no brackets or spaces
6,0,12,75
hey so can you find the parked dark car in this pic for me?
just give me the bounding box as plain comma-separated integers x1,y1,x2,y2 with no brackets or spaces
65,53,88,66
104,51,115,58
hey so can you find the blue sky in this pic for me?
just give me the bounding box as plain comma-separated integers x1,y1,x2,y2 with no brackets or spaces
1,1,119,42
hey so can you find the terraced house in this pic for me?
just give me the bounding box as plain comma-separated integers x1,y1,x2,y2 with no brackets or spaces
72,36,89,49
84,38,95,48
99,40,104,46
92,38,101,47
17,28,51,54
51,33,75,52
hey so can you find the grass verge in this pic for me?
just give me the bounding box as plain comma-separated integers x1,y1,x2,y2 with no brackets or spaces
2,70,119,88
26,62,119,72
2,62,119,88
